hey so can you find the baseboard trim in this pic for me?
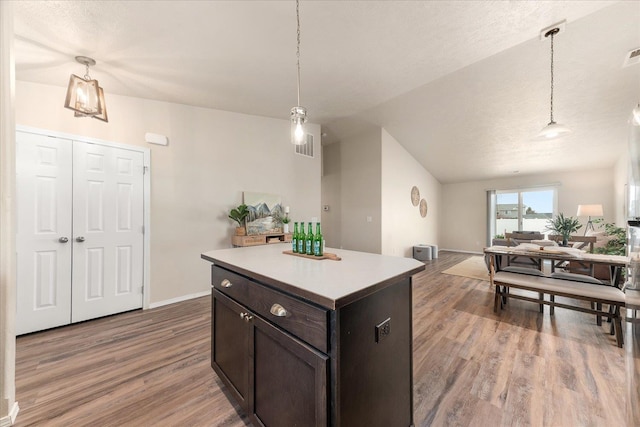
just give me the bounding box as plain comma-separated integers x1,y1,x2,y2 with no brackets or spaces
0,402,19,427
148,290,211,309
440,249,484,255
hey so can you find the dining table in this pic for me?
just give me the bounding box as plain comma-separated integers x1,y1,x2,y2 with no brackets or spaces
483,245,630,288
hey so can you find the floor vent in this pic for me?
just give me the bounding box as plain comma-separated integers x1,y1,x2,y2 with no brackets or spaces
295,134,314,158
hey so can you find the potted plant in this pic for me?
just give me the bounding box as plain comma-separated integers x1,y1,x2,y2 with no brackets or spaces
592,220,627,256
228,204,249,236
570,220,627,283
546,213,582,246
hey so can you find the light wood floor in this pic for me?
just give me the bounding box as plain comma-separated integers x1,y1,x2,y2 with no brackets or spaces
14,251,639,426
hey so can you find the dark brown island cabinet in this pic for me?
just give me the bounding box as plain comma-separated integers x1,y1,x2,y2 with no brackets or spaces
201,245,425,427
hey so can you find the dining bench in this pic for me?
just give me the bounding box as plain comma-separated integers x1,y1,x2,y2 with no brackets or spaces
490,268,626,347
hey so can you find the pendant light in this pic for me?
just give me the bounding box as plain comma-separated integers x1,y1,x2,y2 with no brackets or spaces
537,27,570,139
290,0,307,145
64,56,108,122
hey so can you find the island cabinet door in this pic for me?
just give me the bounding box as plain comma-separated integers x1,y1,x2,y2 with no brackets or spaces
249,314,328,427
212,290,250,413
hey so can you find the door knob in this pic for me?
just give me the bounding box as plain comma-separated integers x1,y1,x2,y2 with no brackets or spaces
239,312,254,322
76,236,85,242
59,237,69,243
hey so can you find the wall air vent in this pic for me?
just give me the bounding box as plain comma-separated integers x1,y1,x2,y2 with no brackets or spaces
295,134,314,158
623,47,640,68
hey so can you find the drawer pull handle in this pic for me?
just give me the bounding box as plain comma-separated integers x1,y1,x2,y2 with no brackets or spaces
270,304,288,317
221,279,233,288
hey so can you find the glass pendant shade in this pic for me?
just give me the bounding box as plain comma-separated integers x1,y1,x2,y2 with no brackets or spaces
537,121,571,139
64,74,102,116
290,106,307,145
75,86,108,122
633,104,640,126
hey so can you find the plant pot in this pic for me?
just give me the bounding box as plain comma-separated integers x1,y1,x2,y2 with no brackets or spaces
235,226,246,236
284,224,290,233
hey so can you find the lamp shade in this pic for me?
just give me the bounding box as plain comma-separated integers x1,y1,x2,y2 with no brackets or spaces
64,74,102,116
537,121,571,139
290,106,307,145
576,204,603,217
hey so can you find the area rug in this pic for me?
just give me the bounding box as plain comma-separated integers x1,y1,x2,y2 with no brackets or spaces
441,256,489,281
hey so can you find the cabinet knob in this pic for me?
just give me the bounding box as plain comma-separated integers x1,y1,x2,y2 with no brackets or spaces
76,236,85,242
270,303,289,317
243,314,253,322
58,237,69,243
221,279,233,288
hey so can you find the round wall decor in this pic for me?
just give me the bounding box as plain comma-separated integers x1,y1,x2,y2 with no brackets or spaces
419,199,428,218
411,186,420,206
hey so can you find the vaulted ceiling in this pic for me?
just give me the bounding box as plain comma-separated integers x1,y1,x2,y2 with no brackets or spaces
13,1,640,183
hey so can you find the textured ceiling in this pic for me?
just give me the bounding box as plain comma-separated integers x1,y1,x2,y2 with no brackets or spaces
12,1,640,183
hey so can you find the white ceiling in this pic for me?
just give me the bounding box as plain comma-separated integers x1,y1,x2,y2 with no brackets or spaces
12,1,640,183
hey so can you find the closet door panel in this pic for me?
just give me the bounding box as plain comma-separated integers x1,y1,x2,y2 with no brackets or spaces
72,142,144,322
15,132,73,335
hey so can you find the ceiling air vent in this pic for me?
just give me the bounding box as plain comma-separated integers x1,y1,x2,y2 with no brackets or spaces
295,134,314,158
623,47,640,68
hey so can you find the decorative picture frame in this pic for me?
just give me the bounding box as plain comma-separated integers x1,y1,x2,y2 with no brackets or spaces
243,191,283,235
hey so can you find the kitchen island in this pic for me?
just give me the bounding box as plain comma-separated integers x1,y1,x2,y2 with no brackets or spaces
201,244,425,427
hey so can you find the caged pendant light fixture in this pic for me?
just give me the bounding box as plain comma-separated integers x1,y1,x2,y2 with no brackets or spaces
64,56,108,122
537,27,570,139
290,0,307,145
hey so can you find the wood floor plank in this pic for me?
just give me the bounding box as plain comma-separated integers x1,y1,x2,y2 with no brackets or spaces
14,251,636,426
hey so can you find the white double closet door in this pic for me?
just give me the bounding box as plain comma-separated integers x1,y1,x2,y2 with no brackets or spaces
16,131,145,335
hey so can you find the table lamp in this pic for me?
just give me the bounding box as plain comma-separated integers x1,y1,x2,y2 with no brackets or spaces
577,204,603,235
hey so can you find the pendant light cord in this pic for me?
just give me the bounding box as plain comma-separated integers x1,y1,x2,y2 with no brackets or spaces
549,31,555,124
296,0,301,107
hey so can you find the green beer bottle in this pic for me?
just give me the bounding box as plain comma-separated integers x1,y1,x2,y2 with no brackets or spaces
292,222,299,253
306,222,314,255
314,222,323,256
298,222,306,254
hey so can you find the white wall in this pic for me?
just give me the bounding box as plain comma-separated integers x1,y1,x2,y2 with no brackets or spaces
441,168,616,253
321,142,341,248
614,152,629,226
323,126,382,253
15,81,321,304
0,1,17,424
381,129,440,257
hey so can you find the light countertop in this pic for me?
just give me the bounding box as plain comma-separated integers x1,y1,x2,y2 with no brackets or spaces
202,244,425,309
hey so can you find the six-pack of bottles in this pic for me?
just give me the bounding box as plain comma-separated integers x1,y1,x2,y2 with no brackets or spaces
291,222,323,256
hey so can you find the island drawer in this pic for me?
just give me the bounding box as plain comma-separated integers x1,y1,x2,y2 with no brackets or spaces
212,265,250,303
212,265,328,353
247,281,328,353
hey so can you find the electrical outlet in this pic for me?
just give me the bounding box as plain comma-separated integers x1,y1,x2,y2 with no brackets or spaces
375,318,391,343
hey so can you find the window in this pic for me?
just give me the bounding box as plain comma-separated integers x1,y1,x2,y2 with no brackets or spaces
491,187,557,238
